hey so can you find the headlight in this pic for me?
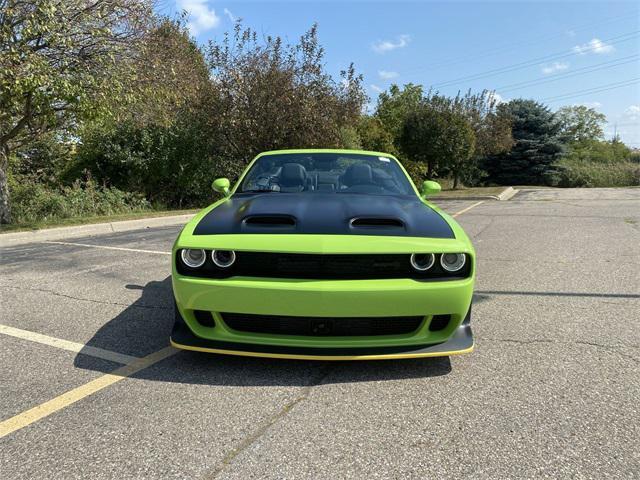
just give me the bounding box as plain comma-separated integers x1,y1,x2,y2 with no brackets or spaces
181,249,206,268
212,250,236,268
440,253,466,272
410,253,435,271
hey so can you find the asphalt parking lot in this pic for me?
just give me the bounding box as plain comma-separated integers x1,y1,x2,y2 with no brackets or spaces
1,188,639,479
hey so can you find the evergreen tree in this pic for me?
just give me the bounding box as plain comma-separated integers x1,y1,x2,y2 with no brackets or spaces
483,99,564,185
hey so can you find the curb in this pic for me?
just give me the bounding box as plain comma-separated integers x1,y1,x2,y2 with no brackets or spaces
497,187,518,201
430,187,518,202
0,214,194,248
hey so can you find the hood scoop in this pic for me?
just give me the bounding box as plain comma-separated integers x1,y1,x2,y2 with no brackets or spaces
193,193,454,238
243,215,297,228
349,217,405,229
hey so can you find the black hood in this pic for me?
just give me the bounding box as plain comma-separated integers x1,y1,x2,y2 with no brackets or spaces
193,193,454,238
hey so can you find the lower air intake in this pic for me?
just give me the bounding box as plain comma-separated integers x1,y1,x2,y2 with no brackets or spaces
221,313,424,337
193,310,216,327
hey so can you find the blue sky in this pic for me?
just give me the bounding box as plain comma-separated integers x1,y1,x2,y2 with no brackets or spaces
159,0,640,147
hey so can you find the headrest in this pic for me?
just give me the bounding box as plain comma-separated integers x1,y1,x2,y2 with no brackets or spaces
343,163,373,186
280,163,307,187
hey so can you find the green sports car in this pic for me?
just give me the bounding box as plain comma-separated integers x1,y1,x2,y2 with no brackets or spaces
170,149,475,360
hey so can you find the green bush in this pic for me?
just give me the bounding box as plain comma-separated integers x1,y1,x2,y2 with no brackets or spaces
548,140,640,188
72,119,217,208
10,179,150,225
552,158,640,188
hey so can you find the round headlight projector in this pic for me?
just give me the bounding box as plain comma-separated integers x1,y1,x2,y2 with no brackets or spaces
212,250,236,268
440,253,466,272
410,253,435,271
181,249,206,268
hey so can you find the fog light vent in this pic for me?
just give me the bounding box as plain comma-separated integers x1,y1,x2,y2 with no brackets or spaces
429,314,451,332
194,310,216,327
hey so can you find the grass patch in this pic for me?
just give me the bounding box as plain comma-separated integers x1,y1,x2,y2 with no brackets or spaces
0,209,198,233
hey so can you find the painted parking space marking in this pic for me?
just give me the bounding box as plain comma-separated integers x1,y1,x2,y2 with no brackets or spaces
0,201,485,440
0,346,178,439
44,241,171,255
0,324,138,365
452,201,485,218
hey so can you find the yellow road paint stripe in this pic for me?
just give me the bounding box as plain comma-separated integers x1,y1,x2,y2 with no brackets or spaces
452,201,485,218
0,196,482,439
44,241,171,255
0,324,138,365
0,346,177,439
171,338,474,361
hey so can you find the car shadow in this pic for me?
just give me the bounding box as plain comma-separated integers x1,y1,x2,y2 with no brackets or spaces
73,276,453,386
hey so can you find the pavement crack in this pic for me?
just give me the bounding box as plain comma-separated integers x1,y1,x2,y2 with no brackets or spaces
480,337,639,363
203,364,336,480
0,284,170,310
471,216,496,240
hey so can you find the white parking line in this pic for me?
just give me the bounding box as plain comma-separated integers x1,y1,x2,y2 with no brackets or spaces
0,324,138,365
44,241,171,255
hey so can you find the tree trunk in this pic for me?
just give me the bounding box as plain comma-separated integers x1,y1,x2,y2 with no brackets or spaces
0,144,11,224
453,171,460,189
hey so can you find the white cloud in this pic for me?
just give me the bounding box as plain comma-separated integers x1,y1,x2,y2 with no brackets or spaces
488,92,504,105
625,105,640,120
541,61,569,75
573,38,615,55
372,35,410,54
576,101,602,108
223,8,236,22
370,84,384,94
177,0,220,35
378,70,399,80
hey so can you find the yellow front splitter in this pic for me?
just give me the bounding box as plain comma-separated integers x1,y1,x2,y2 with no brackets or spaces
170,316,474,361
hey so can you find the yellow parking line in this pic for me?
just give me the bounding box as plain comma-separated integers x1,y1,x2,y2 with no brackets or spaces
44,241,171,255
452,201,485,217
0,346,178,439
0,324,138,365
0,198,485,439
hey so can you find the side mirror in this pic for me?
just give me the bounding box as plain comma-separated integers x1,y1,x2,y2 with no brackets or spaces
212,177,231,197
421,180,441,198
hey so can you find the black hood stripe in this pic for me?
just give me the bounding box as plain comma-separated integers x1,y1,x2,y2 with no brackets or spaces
193,193,454,238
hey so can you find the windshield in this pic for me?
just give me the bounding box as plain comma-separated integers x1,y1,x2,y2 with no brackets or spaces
239,153,414,196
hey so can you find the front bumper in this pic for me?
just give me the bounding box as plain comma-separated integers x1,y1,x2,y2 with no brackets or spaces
171,272,474,360
172,272,474,345
170,305,473,360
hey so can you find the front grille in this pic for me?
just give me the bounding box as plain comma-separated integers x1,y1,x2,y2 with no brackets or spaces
176,251,471,280
221,313,424,337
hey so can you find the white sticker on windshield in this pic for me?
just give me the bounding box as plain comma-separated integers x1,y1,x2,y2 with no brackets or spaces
378,156,390,162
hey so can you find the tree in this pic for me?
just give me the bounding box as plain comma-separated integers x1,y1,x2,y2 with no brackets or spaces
73,19,218,207
356,116,395,154
556,105,606,142
424,90,512,185
205,23,366,179
0,0,152,223
482,99,564,185
399,105,476,188
375,84,424,155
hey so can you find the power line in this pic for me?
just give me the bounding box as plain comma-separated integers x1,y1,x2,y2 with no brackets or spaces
428,30,639,89
495,54,640,93
539,77,640,102
612,122,640,127
402,10,638,74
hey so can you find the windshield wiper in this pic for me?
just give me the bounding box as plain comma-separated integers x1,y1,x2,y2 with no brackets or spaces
242,189,279,193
